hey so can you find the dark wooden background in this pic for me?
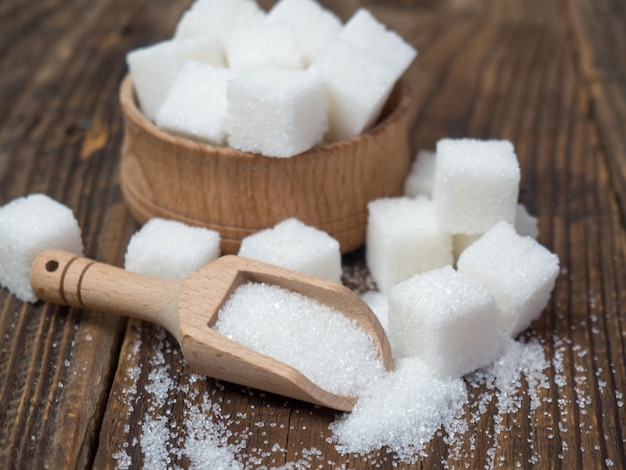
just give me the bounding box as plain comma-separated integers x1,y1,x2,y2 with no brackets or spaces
1,0,625,468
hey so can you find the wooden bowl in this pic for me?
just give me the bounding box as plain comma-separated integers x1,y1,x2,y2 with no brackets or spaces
119,74,412,254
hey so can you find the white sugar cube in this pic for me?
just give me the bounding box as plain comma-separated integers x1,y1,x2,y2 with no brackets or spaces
433,138,521,234
268,0,342,65
224,68,327,157
404,149,436,198
452,233,481,263
238,218,341,283
226,19,304,71
155,62,232,145
453,205,539,262
388,266,505,378
310,39,397,141
125,218,220,279
360,290,389,332
127,37,225,120
515,203,539,239
339,8,417,79
0,194,83,303
366,197,453,293
174,0,265,42
457,221,559,337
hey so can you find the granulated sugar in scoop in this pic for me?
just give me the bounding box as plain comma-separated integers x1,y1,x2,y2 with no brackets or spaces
214,282,386,397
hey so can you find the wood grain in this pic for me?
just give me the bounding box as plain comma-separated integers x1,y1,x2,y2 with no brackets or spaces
0,0,625,468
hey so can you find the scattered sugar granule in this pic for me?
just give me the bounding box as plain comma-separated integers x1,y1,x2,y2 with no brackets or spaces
113,317,555,468
330,356,468,462
214,282,384,397
330,337,549,465
404,149,436,198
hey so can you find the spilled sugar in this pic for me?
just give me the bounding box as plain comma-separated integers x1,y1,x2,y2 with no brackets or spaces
109,256,615,468
330,338,549,464
111,316,563,468
213,282,384,397
330,356,468,461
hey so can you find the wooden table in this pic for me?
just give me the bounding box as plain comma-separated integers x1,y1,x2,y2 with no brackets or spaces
1,0,625,468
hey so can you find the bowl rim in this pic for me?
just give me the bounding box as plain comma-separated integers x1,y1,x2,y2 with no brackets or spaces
119,73,411,159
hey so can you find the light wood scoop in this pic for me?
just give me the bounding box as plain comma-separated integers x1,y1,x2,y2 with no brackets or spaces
30,249,393,412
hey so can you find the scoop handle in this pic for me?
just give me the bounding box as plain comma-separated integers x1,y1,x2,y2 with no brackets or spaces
30,249,181,339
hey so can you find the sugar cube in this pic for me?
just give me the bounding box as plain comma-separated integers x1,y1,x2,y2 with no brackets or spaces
457,221,559,337
310,39,397,141
226,18,304,71
238,218,341,283
515,203,539,239
268,0,342,65
127,37,225,120
433,138,521,234
360,290,389,332
338,8,417,79
453,205,539,262
125,218,220,279
224,68,328,157
155,62,232,145
0,194,84,303
452,233,481,263
366,197,453,293
388,266,505,378
174,0,265,43
404,149,436,198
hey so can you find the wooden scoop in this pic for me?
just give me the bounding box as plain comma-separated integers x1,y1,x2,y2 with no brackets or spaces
30,249,393,412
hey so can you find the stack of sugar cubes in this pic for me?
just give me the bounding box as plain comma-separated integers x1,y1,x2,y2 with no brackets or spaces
363,138,560,378
126,0,416,157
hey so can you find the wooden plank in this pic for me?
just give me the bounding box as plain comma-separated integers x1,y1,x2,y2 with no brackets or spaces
568,0,626,224
0,0,184,467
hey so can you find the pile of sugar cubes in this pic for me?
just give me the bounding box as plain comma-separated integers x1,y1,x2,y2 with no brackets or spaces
363,138,559,378
126,0,417,157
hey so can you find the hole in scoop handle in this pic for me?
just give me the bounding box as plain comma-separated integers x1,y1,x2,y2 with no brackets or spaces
30,249,181,339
